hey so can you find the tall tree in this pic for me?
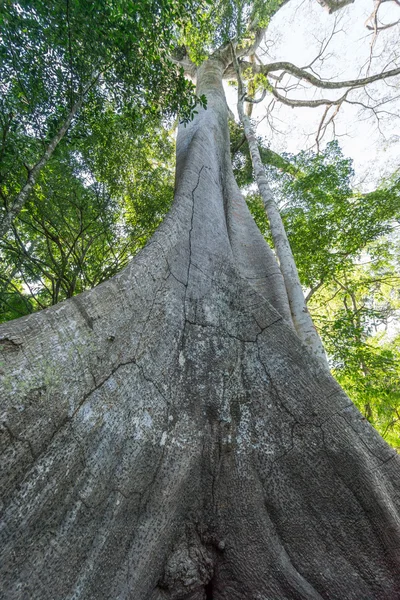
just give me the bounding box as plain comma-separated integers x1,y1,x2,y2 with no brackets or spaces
1,1,400,599
232,49,328,366
240,138,400,444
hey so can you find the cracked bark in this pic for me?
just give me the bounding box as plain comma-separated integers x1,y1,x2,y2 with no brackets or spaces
0,58,399,600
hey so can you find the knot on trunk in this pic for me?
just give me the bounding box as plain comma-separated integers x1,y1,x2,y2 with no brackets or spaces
0,336,22,353
159,529,215,599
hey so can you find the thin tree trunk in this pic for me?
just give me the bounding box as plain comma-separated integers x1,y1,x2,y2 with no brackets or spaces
0,78,96,240
232,50,329,368
0,58,399,599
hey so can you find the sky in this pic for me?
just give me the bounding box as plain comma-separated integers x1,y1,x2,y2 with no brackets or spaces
226,0,400,190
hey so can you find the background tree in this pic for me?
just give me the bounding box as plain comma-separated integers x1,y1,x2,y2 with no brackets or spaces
0,0,205,238
235,137,400,444
1,1,400,599
0,113,176,320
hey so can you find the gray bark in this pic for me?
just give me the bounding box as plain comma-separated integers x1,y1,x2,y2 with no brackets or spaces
0,58,399,600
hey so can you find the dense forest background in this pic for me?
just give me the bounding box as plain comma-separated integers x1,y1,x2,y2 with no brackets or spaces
1,0,399,446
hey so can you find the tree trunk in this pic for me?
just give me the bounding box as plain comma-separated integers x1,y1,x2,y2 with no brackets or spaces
1,58,399,600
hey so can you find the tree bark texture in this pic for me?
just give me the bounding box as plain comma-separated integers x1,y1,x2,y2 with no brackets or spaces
0,58,399,600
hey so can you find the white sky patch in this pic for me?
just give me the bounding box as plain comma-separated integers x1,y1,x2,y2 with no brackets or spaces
225,0,400,189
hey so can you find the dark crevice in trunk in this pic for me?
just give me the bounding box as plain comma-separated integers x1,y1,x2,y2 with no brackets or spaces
204,578,214,599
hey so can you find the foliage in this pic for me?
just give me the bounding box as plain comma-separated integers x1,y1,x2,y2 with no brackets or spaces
236,137,399,288
0,0,204,318
181,0,285,63
334,333,400,449
0,117,175,321
0,0,206,235
313,243,400,448
276,144,399,290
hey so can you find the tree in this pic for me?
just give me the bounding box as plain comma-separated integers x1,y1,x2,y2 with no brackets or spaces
240,138,400,444
0,116,176,320
232,49,328,366
1,1,400,598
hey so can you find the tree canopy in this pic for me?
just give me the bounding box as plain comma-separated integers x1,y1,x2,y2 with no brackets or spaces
0,0,208,237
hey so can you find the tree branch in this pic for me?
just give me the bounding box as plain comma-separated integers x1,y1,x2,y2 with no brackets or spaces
250,60,400,90
269,87,349,108
366,18,400,31
168,54,197,79
316,0,355,13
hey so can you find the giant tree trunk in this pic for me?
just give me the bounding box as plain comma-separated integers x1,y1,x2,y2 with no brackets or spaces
1,58,399,600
